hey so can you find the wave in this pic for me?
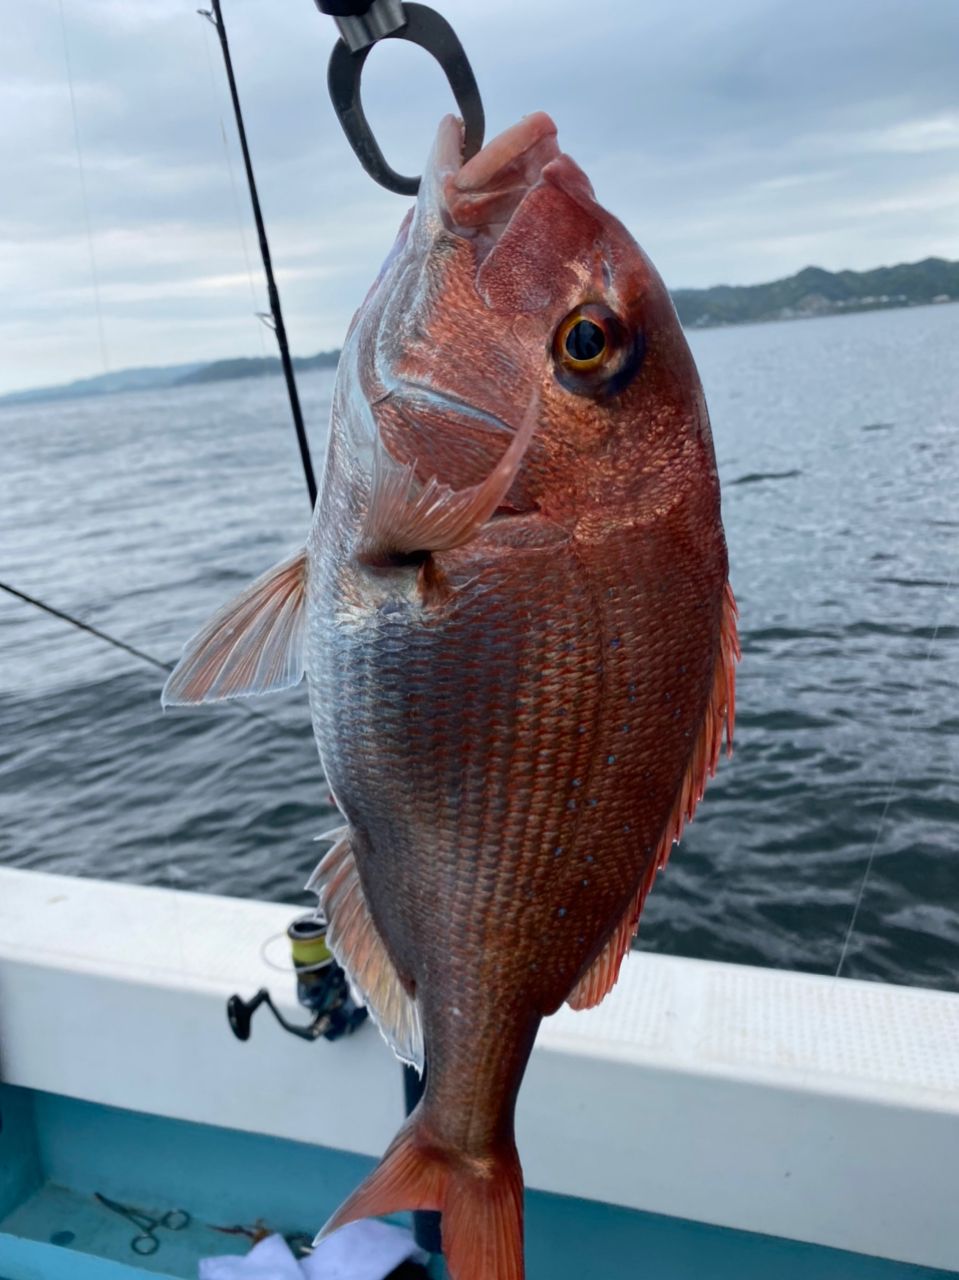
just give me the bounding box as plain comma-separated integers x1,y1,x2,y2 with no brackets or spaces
730,469,802,486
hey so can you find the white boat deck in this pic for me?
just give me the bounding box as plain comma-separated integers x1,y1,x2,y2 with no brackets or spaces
0,867,957,1272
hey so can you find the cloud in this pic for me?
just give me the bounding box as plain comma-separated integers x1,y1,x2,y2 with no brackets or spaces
863,113,959,155
0,0,956,393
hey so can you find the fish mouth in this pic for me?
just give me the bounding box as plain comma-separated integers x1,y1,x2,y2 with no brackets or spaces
423,112,561,260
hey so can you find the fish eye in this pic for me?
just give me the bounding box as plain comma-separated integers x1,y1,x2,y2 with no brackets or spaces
562,317,606,367
554,307,611,372
552,304,641,396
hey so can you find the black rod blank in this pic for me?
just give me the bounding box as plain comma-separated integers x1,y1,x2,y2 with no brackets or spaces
0,580,171,672
205,0,318,508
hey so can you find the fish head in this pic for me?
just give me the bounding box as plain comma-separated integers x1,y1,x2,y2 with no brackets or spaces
348,112,716,526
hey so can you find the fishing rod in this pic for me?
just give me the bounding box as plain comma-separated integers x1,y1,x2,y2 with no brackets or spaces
0,578,306,741
199,1,318,509
0,580,171,674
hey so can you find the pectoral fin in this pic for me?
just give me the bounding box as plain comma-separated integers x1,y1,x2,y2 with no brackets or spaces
359,391,539,562
162,549,308,705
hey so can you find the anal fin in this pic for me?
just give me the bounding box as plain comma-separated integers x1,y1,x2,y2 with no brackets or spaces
566,903,640,1012
162,549,307,705
307,831,424,1072
567,582,740,1011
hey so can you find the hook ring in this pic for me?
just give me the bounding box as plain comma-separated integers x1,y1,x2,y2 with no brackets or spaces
327,3,485,196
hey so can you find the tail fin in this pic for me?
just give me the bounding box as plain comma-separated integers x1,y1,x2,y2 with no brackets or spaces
318,1113,525,1280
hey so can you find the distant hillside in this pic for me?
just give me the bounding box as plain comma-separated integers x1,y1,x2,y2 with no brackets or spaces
672,257,959,328
177,349,340,386
0,362,203,406
3,257,955,408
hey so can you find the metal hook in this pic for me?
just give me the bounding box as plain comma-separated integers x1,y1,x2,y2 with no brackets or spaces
321,2,485,195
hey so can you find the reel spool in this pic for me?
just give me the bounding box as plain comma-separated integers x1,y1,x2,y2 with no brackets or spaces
227,913,367,1043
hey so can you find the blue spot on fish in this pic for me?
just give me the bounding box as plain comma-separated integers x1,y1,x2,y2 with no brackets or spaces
607,754,616,765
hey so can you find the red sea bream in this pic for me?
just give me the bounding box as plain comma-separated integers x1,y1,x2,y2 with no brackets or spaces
163,111,739,1280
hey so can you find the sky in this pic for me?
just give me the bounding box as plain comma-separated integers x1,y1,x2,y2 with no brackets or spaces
1,0,957,395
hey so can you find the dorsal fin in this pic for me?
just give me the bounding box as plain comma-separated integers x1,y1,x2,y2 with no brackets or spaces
567,582,740,1010
162,549,307,705
307,830,424,1072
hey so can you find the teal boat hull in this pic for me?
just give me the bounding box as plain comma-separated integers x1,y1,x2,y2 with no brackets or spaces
1,1084,953,1280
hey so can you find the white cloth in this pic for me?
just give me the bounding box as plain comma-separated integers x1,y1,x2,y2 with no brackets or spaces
199,1222,428,1280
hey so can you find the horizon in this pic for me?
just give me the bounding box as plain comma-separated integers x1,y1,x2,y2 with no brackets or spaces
2,1,957,395
2,253,954,401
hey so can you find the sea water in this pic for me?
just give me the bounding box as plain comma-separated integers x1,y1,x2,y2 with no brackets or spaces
1,303,956,990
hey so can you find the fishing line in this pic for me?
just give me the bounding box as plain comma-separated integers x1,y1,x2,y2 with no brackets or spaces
56,0,110,374
259,930,331,976
0,579,304,740
834,568,956,977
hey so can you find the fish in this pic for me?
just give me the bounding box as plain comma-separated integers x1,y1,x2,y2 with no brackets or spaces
163,110,739,1280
